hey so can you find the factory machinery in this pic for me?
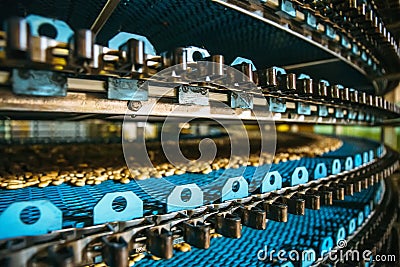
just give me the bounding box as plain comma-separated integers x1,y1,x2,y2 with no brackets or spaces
0,0,399,266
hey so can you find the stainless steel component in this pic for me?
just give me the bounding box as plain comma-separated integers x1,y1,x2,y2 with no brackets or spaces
297,78,313,95
359,91,367,104
329,85,341,99
119,39,146,74
74,29,94,61
5,17,30,57
279,73,296,91
235,62,255,83
211,55,225,76
349,89,358,103
340,87,350,102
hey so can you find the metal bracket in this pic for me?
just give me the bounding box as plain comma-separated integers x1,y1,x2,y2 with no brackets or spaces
229,91,253,109
269,98,286,112
107,78,148,101
354,154,362,167
290,167,308,186
314,163,327,179
261,171,282,193
12,69,67,96
93,191,143,224
297,102,311,115
345,157,353,171
0,200,62,239
177,85,209,106
221,176,248,202
332,159,341,175
167,184,203,213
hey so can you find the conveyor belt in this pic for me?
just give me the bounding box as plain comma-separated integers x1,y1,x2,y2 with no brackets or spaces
0,136,382,228
102,185,382,267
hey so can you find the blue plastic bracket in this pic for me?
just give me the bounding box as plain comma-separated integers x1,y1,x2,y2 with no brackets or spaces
364,204,371,217
335,107,344,118
325,25,336,39
297,102,311,115
369,150,374,161
0,200,62,239
290,167,308,186
345,157,353,171
230,92,254,109
280,0,296,17
314,163,327,179
354,154,362,167
332,159,341,175
12,69,67,96
306,13,317,28
93,191,143,224
348,218,357,235
269,98,287,113
167,184,203,213
221,176,248,202
319,237,333,255
261,171,282,193
318,105,328,117
347,110,357,120
357,211,364,226
358,112,365,121
363,152,369,164
336,227,346,244
26,15,74,43
341,35,350,49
